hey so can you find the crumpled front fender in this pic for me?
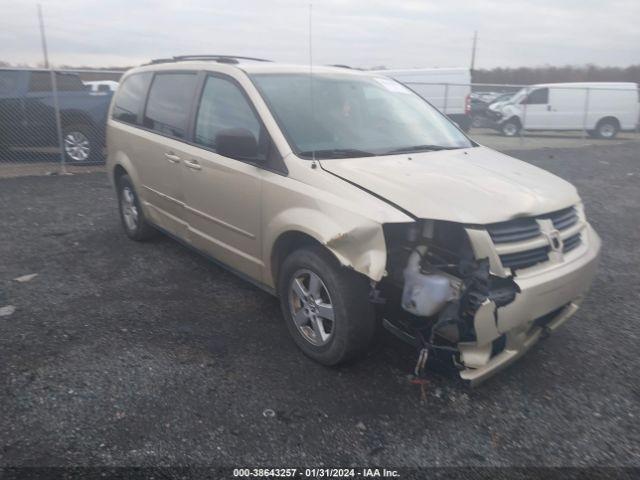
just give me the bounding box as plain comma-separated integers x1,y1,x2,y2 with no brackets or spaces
264,207,390,287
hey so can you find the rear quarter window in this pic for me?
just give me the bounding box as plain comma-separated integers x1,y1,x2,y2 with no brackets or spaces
112,72,153,125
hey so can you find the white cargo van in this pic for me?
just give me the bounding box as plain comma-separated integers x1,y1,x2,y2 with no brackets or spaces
495,82,639,138
374,68,472,131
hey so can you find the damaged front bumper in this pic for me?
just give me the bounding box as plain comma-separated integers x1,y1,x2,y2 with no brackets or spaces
458,223,601,385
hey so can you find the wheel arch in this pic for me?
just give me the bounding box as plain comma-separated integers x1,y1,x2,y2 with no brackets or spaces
60,109,96,129
270,230,325,291
113,164,128,186
264,209,389,290
596,116,620,128
108,150,141,192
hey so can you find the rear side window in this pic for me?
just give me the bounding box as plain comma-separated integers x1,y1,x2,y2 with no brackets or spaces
194,75,264,157
112,72,152,125
0,71,20,95
28,72,52,92
28,72,86,92
55,73,86,91
523,88,549,105
143,73,198,139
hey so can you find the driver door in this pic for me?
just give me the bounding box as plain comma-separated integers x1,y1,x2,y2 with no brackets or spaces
520,87,550,130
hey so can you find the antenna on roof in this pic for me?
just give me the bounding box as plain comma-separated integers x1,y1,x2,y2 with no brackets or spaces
308,2,317,168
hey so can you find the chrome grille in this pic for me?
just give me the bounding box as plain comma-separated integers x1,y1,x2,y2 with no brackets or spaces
499,245,550,269
486,218,541,244
563,233,582,253
488,206,584,270
542,207,579,231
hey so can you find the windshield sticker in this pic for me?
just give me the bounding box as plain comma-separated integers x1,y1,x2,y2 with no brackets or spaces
374,77,412,94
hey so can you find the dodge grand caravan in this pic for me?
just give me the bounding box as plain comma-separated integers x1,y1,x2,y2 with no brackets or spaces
106,55,601,385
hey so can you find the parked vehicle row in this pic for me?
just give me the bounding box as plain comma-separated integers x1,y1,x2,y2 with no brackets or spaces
107,56,601,385
0,69,114,163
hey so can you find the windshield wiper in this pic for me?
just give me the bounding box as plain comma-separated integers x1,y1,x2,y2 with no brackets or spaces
384,145,458,155
298,148,376,159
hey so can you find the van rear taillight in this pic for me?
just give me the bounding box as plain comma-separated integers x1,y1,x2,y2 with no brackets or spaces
465,93,471,115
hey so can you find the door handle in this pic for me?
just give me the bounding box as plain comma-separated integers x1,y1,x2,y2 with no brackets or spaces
165,152,181,163
184,159,201,171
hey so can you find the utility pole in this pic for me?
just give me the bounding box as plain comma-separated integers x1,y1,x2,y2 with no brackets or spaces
470,30,478,73
37,4,67,174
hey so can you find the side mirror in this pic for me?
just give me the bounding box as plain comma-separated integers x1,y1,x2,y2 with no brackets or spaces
215,128,260,160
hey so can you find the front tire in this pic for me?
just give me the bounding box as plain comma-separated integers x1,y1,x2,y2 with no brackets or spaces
116,174,157,241
501,119,521,137
278,246,375,366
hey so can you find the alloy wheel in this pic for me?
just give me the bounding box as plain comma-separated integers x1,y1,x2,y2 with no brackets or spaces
63,131,90,162
121,186,139,231
288,269,335,346
599,123,615,138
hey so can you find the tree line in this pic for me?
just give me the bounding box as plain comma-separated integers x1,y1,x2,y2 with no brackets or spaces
472,64,640,85
3,60,639,86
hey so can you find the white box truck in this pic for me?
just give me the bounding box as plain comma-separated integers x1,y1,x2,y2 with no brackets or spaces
374,68,472,131
493,82,639,138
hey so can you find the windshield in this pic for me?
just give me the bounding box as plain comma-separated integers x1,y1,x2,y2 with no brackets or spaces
251,73,474,159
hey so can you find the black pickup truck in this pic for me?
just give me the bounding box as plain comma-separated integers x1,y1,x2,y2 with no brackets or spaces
0,69,114,163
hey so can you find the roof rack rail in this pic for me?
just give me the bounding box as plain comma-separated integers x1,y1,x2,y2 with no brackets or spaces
149,55,272,65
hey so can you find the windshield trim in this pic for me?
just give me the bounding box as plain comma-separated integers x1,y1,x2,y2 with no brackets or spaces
248,72,478,160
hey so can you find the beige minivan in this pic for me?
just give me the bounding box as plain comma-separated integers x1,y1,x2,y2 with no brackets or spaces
106,55,601,385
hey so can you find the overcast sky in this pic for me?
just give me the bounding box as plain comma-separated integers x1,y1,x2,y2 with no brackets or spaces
1,0,638,69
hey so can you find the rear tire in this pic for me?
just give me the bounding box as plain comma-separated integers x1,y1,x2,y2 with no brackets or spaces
501,119,521,137
594,119,619,139
277,246,375,366
62,123,100,164
471,114,484,128
116,174,157,241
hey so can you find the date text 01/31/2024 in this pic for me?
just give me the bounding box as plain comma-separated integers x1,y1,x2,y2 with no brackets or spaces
233,468,400,478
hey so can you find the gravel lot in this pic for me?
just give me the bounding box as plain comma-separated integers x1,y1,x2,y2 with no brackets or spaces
0,143,639,468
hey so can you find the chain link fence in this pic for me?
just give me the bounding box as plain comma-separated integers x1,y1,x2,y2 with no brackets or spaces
1,70,639,177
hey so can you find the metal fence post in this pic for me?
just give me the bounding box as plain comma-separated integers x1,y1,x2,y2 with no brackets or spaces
582,87,591,143
442,83,449,115
37,4,66,174
520,87,529,145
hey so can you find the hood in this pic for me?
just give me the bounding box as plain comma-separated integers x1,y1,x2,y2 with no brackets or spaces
319,146,580,224
501,103,521,116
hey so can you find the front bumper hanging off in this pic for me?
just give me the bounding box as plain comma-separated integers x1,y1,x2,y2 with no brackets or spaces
457,223,601,385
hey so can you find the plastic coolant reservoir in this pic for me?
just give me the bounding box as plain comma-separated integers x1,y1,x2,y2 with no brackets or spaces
401,246,459,317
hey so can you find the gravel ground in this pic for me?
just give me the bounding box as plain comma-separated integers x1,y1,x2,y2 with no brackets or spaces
471,128,640,151
0,143,639,468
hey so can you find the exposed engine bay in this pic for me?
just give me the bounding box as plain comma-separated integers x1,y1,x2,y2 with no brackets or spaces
375,221,521,380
